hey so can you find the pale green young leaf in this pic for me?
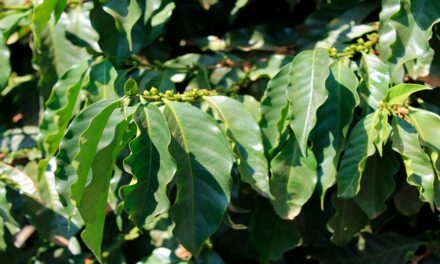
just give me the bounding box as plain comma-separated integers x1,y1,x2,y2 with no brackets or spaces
205,96,272,199
383,83,431,106
287,48,330,155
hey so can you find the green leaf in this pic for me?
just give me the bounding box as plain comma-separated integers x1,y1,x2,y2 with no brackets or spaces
142,0,175,44
378,0,440,81
260,65,290,155
249,198,301,263
55,100,122,215
383,83,431,106
269,134,317,220
124,78,139,97
357,53,390,110
374,108,392,156
39,61,89,156
354,147,399,219
33,5,96,96
337,111,380,198
121,104,176,228
102,0,142,50
32,0,67,49
0,34,11,90
327,195,369,246
163,101,234,255
78,107,131,260
311,61,359,206
317,232,422,264
205,96,272,199
287,48,330,155
84,59,119,103
391,116,435,205
407,107,440,153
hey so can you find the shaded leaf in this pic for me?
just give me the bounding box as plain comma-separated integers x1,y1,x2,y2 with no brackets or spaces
249,198,301,263
327,195,368,246
354,147,399,219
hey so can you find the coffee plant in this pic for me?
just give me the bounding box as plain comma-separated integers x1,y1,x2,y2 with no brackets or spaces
0,0,440,263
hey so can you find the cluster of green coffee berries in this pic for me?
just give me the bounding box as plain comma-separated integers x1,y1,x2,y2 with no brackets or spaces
327,33,379,58
141,87,216,102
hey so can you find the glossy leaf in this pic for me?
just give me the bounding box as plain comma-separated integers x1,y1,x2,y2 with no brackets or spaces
311,61,359,206
407,107,440,152
327,195,369,246
249,198,301,263
32,0,67,48
121,104,177,228
163,101,234,255
357,53,390,110
102,0,142,50
142,0,175,44
205,96,272,199
0,34,11,90
55,100,122,215
337,112,380,198
287,48,330,155
33,6,96,95
78,108,130,260
260,65,290,156
383,83,431,106
84,59,119,103
354,147,399,219
40,61,89,156
379,0,440,81
270,134,317,220
391,117,435,205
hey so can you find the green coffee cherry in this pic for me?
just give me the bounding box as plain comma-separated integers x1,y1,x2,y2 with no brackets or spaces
143,90,150,96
